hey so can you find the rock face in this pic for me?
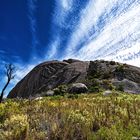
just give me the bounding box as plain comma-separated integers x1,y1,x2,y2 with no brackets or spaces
68,83,88,94
7,59,140,98
8,59,89,98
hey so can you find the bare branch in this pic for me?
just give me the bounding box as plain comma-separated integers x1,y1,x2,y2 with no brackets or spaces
0,63,16,103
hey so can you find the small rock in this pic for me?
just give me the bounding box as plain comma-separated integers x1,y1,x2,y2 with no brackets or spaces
68,83,88,94
34,97,43,100
42,90,54,96
103,90,112,96
132,137,140,140
45,90,55,96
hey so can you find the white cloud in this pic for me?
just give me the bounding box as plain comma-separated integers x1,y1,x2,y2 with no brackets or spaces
78,4,140,58
54,0,74,28
104,41,140,63
65,0,119,54
46,38,60,59
27,0,39,54
63,0,140,65
61,0,73,10
12,64,35,84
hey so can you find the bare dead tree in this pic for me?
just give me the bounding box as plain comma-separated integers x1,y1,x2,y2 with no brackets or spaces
0,64,15,103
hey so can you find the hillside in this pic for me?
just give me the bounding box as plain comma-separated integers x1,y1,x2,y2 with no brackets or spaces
7,59,140,98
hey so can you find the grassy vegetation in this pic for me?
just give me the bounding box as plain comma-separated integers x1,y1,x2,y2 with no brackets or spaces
0,92,140,140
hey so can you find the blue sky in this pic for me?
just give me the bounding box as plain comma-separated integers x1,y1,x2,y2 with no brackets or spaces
0,0,140,95
0,0,54,63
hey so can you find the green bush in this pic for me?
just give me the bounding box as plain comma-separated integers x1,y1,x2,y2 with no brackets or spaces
110,61,116,65
54,85,68,95
116,84,124,92
102,72,112,79
89,86,100,92
116,64,124,73
102,80,114,90
67,94,79,99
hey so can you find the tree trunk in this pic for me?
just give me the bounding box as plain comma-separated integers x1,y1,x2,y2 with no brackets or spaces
0,79,10,103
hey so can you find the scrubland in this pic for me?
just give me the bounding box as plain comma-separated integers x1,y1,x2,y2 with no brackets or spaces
0,92,140,140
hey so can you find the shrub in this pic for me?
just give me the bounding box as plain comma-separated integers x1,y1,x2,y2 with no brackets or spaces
0,114,28,140
54,85,68,95
102,72,112,79
89,86,100,92
67,94,79,99
116,84,124,92
115,64,124,73
87,78,100,86
110,61,116,65
0,93,140,139
102,80,114,90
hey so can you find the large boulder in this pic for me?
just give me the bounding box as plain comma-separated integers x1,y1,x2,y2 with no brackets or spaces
112,79,140,94
68,83,88,94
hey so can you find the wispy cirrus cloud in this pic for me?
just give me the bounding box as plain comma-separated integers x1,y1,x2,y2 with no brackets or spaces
45,0,75,59
77,0,140,59
27,0,39,54
46,37,60,59
47,0,140,67
54,0,74,28
65,0,118,54
48,0,90,59
60,0,140,67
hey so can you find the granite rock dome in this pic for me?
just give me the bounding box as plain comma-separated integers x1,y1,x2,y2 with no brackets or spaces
7,59,140,98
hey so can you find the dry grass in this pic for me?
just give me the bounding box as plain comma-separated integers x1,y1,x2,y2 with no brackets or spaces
0,92,140,140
